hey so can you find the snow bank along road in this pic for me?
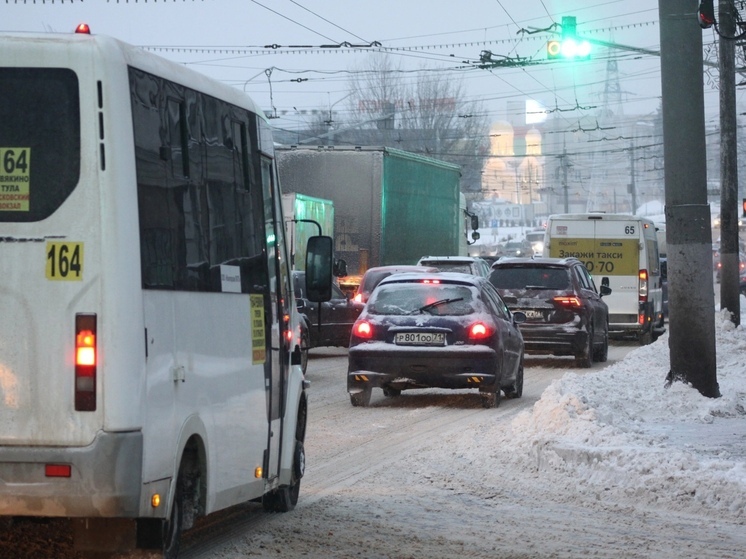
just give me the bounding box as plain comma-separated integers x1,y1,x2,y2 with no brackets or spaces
4,341,744,558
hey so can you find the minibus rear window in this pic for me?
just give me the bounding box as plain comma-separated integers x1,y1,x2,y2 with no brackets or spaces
0,68,80,222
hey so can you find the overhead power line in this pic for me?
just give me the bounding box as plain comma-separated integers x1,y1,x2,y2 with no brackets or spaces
249,0,338,43
288,0,368,43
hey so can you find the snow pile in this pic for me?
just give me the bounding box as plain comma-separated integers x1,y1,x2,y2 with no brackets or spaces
512,309,746,520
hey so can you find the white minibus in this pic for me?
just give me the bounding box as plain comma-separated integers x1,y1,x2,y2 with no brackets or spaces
0,28,331,558
544,213,664,344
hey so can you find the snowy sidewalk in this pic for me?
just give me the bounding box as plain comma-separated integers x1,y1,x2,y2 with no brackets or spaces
512,312,746,521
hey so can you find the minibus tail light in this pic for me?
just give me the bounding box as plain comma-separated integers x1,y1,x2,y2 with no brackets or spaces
639,269,648,302
75,313,97,412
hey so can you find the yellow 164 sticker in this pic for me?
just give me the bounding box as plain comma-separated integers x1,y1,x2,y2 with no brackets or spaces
46,241,84,281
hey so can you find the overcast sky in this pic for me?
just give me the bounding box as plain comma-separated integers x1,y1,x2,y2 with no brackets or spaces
2,1,733,133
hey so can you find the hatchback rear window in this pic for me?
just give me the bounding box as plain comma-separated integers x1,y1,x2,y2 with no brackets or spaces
422,262,472,274
490,267,570,290
0,68,80,222
367,283,476,316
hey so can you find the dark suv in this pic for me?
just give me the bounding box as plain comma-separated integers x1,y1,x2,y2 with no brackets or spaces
488,257,611,368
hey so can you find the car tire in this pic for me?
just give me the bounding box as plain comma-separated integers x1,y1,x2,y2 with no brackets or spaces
382,387,401,398
162,468,184,559
480,389,500,408
503,362,523,399
593,327,609,363
575,327,593,368
350,388,372,407
262,442,303,513
639,326,653,346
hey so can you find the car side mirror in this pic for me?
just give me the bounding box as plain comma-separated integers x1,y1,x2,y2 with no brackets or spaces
512,311,526,324
600,284,612,297
333,258,348,278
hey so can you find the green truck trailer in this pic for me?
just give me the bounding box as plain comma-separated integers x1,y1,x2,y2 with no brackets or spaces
282,192,335,271
276,146,463,275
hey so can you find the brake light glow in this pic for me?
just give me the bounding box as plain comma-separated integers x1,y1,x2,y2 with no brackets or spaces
468,322,492,340
353,293,363,303
76,331,96,366
75,23,91,34
75,313,97,412
422,279,440,284
353,320,373,339
552,296,582,309
639,269,648,302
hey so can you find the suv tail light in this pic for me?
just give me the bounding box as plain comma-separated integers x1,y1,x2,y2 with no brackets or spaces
75,313,97,411
638,269,648,303
552,296,582,309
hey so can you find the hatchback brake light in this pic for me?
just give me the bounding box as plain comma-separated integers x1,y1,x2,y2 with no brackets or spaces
552,296,582,309
468,322,492,340
353,320,373,339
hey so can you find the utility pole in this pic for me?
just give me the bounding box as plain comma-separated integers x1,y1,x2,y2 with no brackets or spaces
718,0,741,325
659,0,719,397
629,139,637,213
562,144,569,212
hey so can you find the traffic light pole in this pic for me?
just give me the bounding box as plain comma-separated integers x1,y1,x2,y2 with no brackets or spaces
659,0,719,397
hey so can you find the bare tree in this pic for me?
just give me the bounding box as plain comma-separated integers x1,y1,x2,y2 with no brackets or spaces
319,55,490,192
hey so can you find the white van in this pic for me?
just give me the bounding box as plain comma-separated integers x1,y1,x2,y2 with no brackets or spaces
543,213,664,344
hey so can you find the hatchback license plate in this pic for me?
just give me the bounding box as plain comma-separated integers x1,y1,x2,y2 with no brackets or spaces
394,332,445,346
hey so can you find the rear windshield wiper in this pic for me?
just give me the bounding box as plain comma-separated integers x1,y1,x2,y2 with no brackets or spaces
411,297,464,314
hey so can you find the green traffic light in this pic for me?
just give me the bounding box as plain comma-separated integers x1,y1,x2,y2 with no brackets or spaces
546,38,591,60
561,38,591,58
546,15,591,60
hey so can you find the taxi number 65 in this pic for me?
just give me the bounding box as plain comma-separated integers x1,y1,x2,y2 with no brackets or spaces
46,242,84,281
